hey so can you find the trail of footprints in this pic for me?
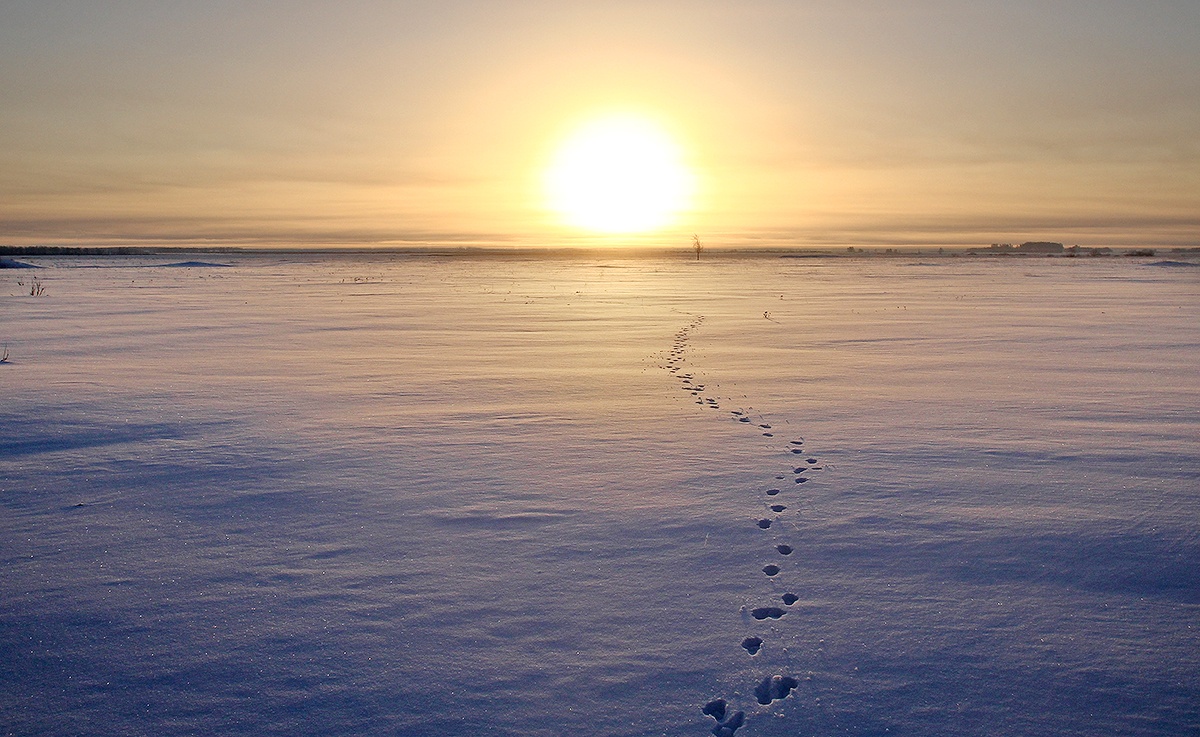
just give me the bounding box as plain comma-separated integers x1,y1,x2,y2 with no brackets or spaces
662,316,825,736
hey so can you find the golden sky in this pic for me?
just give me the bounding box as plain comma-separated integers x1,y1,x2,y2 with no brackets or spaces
1,1,1197,248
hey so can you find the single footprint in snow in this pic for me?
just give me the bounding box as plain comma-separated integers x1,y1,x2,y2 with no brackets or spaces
702,700,745,736
766,488,781,496
753,675,799,705
741,636,763,655
750,607,786,620
776,544,793,555
713,712,745,736
781,593,800,605
763,433,774,437
807,458,819,464
757,519,772,529
791,449,805,455
769,504,786,513
794,477,809,484
790,440,804,446
762,564,781,576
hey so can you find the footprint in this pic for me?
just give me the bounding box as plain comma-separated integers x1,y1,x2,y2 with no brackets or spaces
703,698,745,736
807,458,818,464
765,489,781,496
756,519,772,529
762,433,774,437
776,544,793,555
753,675,799,705
741,636,763,655
738,417,751,423
750,607,786,620
794,477,808,484
759,424,771,429
769,504,786,513
712,710,745,737
791,449,805,454
781,593,799,605
762,564,781,576
790,440,804,446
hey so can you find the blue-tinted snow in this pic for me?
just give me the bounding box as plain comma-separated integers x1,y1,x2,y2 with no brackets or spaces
1,254,1197,736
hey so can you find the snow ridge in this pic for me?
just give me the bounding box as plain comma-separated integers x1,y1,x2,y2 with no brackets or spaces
663,315,819,735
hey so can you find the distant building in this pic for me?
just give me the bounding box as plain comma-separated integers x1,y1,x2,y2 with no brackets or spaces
1016,241,1065,254
971,241,1066,256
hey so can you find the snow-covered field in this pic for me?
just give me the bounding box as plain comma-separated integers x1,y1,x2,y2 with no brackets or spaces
2,253,1198,736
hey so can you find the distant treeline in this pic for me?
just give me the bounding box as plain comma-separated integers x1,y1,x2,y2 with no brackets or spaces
0,246,240,255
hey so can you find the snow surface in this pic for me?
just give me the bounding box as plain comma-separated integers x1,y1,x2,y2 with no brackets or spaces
2,253,1198,736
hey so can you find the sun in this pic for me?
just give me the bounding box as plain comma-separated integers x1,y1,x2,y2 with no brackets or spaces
544,114,695,234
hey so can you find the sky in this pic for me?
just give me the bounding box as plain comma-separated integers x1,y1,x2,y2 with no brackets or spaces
1,0,1197,249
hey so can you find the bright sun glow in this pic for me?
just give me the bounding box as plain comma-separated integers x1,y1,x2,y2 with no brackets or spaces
544,115,695,234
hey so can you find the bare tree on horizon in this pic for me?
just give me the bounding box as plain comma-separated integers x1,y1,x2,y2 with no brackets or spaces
692,234,703,261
